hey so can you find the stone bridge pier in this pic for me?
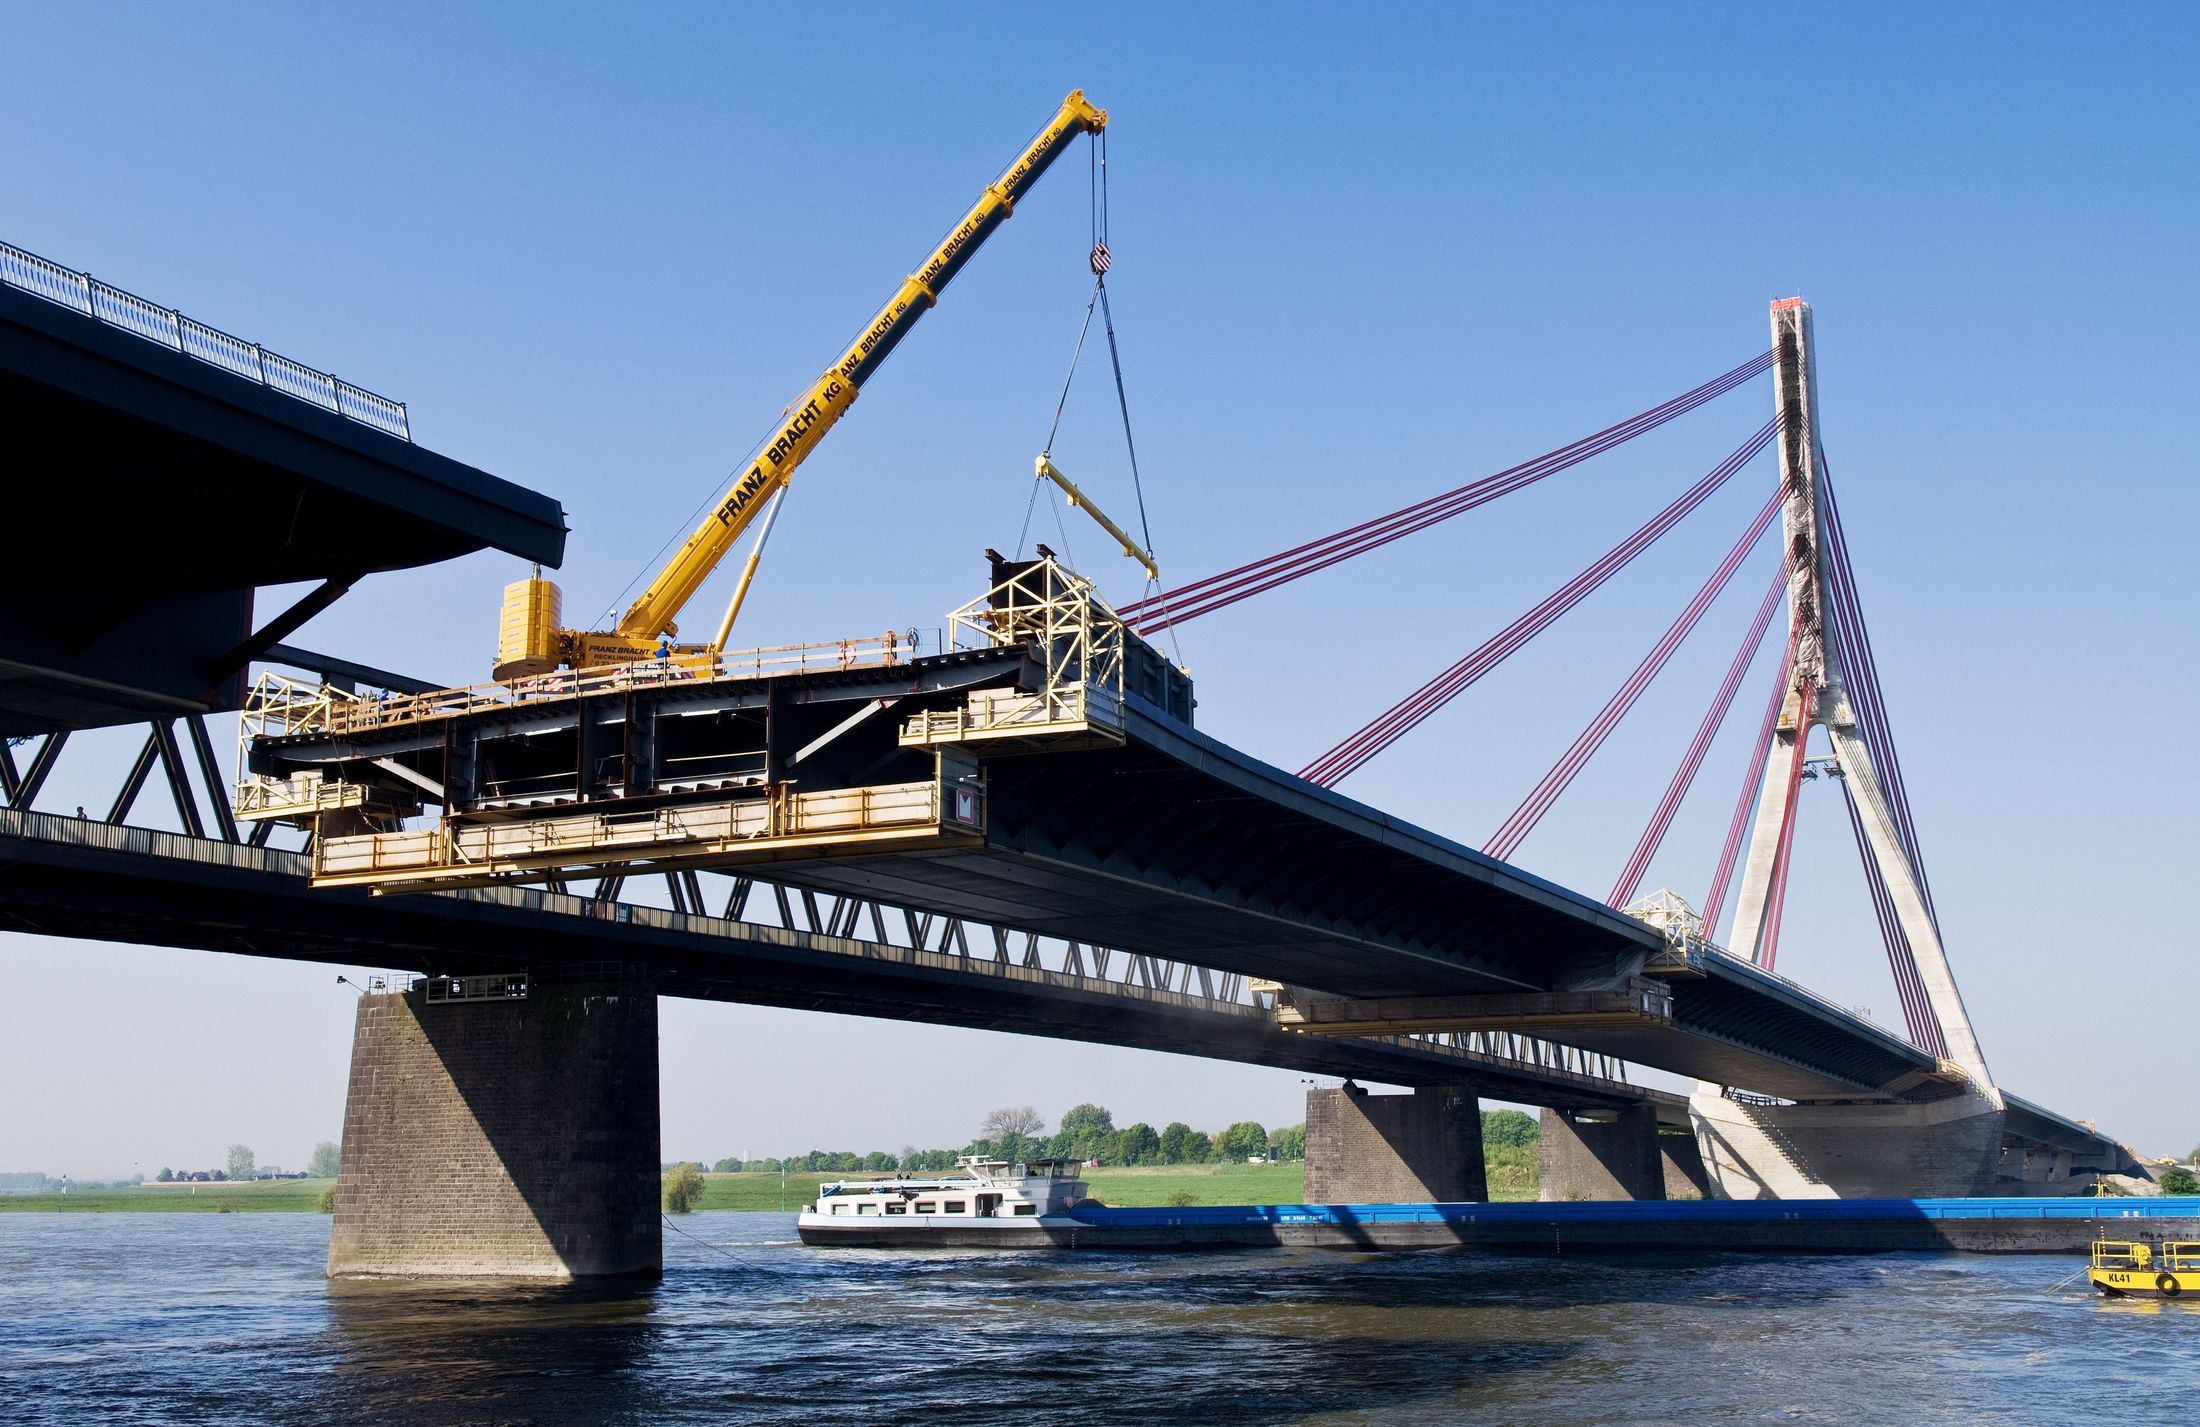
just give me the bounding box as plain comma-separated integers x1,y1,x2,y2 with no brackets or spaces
1303,1084,1487,1203
1538,1102,1710,1201
327,971,661,1279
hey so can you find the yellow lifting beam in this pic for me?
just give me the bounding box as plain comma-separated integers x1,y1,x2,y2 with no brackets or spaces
1035,454,1158,583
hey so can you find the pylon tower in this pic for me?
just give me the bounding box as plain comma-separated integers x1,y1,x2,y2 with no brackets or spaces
1722,298,1994,1090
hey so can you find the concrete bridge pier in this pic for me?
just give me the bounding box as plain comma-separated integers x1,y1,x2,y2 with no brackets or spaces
1304,1084,1487,1203
327,972,661,1279
1539,1102,1708,1200
1999,1142,2076,1191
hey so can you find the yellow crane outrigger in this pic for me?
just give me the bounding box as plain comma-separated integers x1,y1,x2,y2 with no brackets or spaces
494,90,1109,679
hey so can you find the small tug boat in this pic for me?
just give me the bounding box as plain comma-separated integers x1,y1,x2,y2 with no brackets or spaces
797,1156,1092,1247
2088,1240,2200,1297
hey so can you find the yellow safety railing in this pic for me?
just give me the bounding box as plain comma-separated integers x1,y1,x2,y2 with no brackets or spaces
242,631,925,742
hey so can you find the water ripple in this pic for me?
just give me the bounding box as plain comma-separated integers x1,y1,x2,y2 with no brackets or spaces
0,1212,2192,1424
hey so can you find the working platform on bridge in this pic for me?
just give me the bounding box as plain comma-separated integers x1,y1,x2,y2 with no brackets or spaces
0,242,565,736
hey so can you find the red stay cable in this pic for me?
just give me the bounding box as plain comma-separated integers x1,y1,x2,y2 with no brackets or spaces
1839,776,1949,1056
1484,490,1782,864
1608,565,1786,908
1819,468,1938,927
1701,646,1790,942
1124,352,1776,633
1300,420,1777,788
1303,425,1766,788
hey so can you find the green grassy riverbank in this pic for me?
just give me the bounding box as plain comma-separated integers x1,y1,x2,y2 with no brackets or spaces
0,1147,1541,1214
0,1180,333,1213
701,1152,1537,1210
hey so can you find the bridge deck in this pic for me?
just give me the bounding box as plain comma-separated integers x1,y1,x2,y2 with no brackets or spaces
0,269,564,735
773,700,1954,1099
0,806,2135,1170
254,646,1961,1104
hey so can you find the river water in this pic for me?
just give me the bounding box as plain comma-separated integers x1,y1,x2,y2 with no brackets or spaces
0,1212,2191,1424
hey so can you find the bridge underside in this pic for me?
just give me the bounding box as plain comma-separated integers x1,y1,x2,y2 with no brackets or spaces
1,261,2147,1248
0,809,1653,1110
0,804,2142,1206
0,283,564,735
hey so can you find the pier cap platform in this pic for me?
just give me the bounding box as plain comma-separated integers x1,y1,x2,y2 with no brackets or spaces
0,248,566,735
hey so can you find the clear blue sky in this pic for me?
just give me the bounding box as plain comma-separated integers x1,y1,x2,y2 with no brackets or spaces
3,3,2193,1176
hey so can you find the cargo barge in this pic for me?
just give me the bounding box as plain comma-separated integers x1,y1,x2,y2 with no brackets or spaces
800,1192,2200,1255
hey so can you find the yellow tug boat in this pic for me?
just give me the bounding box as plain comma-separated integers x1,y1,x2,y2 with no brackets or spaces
2090,1241,2200,1298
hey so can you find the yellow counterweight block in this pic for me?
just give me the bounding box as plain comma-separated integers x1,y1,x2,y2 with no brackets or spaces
494,575,564,679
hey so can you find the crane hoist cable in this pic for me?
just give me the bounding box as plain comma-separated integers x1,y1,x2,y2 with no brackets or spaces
1018,283,1099,563
1017,127,1182,664
1018,141,1107,564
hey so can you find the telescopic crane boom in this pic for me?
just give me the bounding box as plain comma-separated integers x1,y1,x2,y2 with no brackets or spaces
494,90,1110,679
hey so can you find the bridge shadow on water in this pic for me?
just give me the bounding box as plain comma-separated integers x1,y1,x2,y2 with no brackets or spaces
302,1230,1954,1425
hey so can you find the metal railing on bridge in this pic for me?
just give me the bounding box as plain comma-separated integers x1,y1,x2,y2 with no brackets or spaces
1,237,411,441
236,630,955,747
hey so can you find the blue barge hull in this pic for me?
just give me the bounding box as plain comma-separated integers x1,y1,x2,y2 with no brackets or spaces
801,1197,2200,1254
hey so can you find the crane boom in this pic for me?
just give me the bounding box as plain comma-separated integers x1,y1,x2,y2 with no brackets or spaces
495,90,1108,679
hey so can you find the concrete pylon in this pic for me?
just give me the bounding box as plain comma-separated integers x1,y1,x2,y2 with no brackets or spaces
1721,298,1991,1090
1691,300,2002,1199
1539,1104,1663,1200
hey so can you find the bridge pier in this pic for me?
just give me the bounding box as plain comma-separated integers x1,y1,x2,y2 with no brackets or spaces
1661,1129,1712,1198
327,974,661,1279
1538,1102,1704,1200
1998,1142,2076,1191
1687,1085,2004,1199
1304,1084,1486,1203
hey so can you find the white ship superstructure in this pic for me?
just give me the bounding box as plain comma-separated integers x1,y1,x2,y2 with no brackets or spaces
797,1156,1089,1245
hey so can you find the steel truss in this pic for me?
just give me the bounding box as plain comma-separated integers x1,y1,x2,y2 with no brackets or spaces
3,711,1636,1098
3,718,254,845
543,863,1633,1090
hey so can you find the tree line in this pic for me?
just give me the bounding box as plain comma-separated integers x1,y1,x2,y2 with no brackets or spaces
684,1103,1298,1175
150,1141,342,1183
680,1104,1543,1175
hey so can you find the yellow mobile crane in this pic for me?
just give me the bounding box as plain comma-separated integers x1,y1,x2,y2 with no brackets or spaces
493,91,1109,680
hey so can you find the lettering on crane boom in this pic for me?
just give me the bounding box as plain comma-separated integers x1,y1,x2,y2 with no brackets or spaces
909,126,1069,294
846,297,917,374
712,381,844,526
918,211,988,291
1000,122,1073,196
709,112,1085,531
765,393,832,465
